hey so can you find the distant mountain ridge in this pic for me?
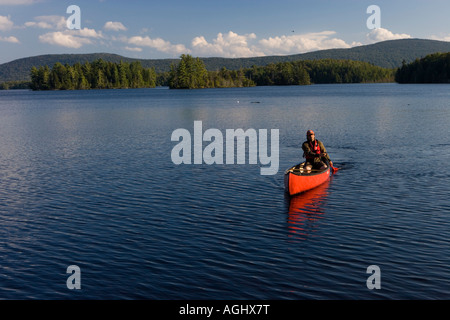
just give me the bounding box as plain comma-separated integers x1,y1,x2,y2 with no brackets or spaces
2,38,450,82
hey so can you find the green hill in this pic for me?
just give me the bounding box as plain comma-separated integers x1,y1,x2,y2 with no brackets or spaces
2,38,450,82
200,39,450,71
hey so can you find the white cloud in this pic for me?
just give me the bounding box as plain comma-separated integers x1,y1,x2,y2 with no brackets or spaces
25,15,66,30
0,35,19,43
38,26,104,48
39,31,92,48
366,28,411,43
124,46,142,52
25,20,52,29
191,31,263,58
76,27,103,38
0,0,39,5
121,30,361,58
258,31,352,55
430,34,450,42
350,41,364,47
0,15,14,31
104,21,127,32
128,35,188,55
187,30,358,58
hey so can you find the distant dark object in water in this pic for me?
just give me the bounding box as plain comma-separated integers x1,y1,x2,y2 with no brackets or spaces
251,101,261,103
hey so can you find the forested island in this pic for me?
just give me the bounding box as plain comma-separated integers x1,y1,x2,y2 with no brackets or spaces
30,60,157,90
168,54,394,89
27,54,395,90
168,54,254,89
395,52,450,83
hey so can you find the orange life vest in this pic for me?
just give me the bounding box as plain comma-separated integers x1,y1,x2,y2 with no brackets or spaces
306,140,321,160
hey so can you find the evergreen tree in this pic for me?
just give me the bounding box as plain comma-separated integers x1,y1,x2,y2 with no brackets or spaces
29,59,156,90
395,52,450,83
169,54,209,89
118,61,129,88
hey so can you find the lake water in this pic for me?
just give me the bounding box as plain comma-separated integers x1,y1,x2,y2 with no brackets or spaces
0,84,449,300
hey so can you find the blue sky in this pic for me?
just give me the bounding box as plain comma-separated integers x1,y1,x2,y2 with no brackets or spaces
1,0,450,64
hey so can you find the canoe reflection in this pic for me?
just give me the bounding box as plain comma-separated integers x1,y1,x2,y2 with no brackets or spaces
287,178,331,240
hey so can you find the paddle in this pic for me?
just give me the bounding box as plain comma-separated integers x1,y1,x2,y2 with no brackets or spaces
321,152,339,173
330,163,339,174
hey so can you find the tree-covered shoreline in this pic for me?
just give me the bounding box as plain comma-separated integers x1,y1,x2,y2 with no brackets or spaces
30,59,157,91
168,54,255,89
395,52,450,83
168,54,394,89
0,80,31,90
8,54,397,91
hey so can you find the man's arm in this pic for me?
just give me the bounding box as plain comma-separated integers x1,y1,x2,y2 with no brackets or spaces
318,141,331,162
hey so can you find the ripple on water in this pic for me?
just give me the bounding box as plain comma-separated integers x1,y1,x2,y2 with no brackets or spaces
1,86,450,299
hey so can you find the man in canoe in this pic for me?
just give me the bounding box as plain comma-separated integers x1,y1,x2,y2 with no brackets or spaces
302,129,333,172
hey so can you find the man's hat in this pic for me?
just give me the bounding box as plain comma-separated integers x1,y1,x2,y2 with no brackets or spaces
306,130,315,136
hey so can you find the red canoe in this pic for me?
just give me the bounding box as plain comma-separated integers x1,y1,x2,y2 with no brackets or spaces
284,161,332,196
